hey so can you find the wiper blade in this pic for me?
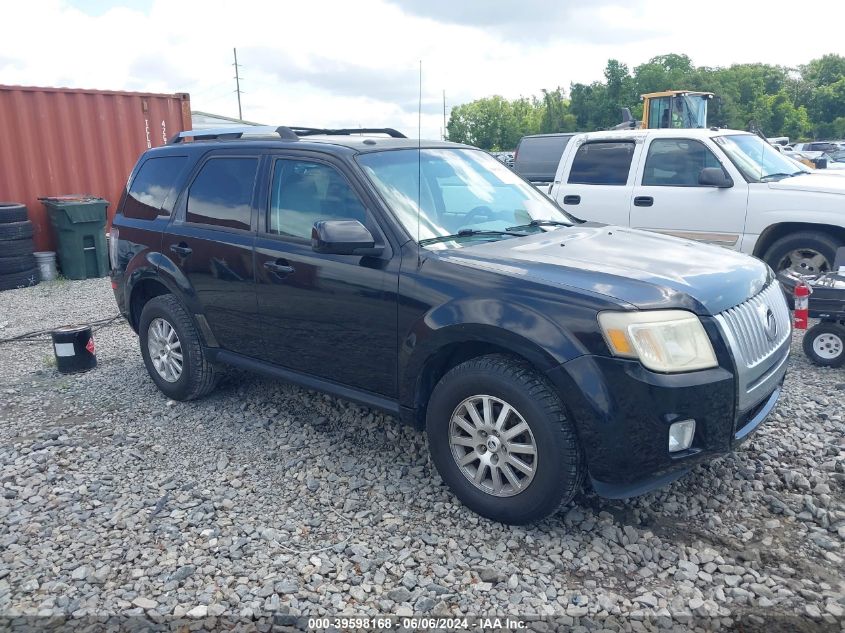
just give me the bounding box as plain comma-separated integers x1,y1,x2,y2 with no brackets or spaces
505,219,571,231
418,228,527,246
759,171,802,182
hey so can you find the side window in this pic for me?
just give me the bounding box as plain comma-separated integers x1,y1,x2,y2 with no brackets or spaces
648,97,670,129
123,156,187,220
567,142,634,186
642,139,724,187
269,159,367,239
186,157,258,230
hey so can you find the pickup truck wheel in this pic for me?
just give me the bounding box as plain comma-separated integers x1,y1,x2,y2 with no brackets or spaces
763,231,842,275
426,354,584,524
803,323,845,368
138,295,218,401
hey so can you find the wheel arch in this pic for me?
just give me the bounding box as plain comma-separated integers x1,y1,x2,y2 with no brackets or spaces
753,222,845,259
128,277,173,332
403,325,572,429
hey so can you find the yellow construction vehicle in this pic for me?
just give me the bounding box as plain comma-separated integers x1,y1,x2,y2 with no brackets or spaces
616,91,715,130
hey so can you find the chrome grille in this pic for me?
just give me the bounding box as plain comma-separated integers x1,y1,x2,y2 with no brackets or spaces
715,282,791,369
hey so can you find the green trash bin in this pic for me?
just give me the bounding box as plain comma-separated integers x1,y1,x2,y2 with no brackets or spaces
40,196,110,280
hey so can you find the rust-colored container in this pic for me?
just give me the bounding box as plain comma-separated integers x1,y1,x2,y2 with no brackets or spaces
0,85,191,252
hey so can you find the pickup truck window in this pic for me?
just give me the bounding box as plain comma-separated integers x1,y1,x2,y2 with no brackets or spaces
642,139,724,187
714,134,803,183
567,141,634,186
123,156,188,220
186,157,258,230
269,159,367,239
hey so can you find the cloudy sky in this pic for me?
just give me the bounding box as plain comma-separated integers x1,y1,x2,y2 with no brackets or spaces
1,0,842,138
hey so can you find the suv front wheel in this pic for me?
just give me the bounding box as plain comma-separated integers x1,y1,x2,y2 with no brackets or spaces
139,295,218,401
426,354,584,524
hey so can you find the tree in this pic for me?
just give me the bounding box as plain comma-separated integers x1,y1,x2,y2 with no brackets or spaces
801,54,845,87
447,53,845,146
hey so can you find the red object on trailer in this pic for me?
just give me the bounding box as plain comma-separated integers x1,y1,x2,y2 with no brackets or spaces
793,281,810,330
0,85,192,252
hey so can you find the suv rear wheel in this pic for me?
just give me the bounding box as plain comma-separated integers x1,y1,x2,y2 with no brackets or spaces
426,354,584,524
138,295,218,401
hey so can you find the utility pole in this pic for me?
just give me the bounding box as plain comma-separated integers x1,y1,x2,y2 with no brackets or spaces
443,90,447,140
233,47,243,120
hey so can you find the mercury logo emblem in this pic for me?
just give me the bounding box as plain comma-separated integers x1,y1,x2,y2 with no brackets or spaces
763,308,778,342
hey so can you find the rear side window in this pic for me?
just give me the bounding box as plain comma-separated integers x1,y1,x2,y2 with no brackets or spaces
123,156,187,220
568,141,634,186
186,157,258,230
514,135,573,182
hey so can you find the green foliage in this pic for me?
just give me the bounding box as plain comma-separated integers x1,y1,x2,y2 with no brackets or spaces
446,53,845,149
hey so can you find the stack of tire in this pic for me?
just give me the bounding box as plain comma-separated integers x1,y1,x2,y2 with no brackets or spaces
0,203,39,291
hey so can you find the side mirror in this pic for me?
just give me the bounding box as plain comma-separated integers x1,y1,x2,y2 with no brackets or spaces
311,219,383,256
698,167,733,188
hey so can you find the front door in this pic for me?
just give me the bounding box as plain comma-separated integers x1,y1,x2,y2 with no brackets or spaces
253,155,399,397
630,137,749,249
161,152,262,356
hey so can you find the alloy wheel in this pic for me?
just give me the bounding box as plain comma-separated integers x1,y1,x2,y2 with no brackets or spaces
448,395,538,497
147,317,183,382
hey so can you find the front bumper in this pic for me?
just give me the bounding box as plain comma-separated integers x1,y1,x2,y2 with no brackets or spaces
546,350,787,499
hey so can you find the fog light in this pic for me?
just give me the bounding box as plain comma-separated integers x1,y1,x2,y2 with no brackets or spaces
668,419,696,453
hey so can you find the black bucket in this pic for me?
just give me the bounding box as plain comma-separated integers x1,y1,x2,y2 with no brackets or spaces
51,325,97,374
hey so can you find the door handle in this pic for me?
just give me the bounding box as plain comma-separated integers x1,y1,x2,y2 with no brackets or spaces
169,243,192,257
263,260,295,275
634,196,654,207
563,195,581,205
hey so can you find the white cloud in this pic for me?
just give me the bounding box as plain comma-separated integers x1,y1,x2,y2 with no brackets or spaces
0,0,843,139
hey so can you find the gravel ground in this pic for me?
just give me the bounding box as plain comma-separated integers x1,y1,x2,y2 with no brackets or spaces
0,278,843,632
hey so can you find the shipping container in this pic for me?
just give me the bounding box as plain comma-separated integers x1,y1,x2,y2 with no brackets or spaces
0,85,191,252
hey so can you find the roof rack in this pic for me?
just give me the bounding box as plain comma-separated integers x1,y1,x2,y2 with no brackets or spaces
290,127,407,138
167,125,406,145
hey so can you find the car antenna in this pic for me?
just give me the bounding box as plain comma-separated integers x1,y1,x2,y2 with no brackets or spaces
417,59,422,267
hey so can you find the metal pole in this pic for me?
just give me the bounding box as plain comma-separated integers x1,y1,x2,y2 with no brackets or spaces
233,48,243,121
443,90,447,140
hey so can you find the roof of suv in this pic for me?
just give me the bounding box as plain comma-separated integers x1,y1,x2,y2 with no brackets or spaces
155,126,470,156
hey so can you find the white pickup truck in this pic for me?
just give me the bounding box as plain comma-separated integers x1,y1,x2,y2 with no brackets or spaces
548,128,845,274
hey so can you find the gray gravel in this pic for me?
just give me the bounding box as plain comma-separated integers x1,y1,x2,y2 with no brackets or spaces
0,278,843,631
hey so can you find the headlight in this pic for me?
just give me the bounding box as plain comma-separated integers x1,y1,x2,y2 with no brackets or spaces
598,310,717,373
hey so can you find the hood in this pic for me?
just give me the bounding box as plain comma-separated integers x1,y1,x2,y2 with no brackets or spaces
441,224,771,315
767,172,845,193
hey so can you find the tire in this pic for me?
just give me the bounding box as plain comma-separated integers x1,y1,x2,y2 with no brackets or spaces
0,238,35,257
0,221,33,241
0,254,36,275
763,231,843,275
803,322,845,368
0,203,28,224
426,354,584,524
138,294,218,401
0,268,39,292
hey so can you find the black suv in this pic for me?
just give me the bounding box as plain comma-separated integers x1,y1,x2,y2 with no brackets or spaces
112,125,790,524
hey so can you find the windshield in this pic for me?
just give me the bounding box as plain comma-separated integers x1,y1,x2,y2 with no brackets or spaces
357,148,574,248
714,134,804,182
675,95,707,128
828,149,845,163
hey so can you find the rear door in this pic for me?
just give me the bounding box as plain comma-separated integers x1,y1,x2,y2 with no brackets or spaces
552,139,640,226
162,150,263,356
253,152,399,397
629,137,749,249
